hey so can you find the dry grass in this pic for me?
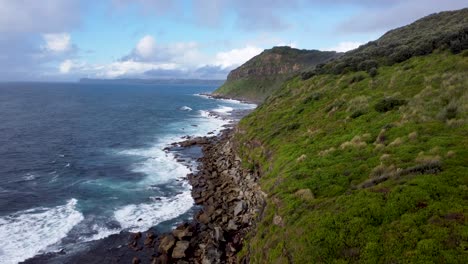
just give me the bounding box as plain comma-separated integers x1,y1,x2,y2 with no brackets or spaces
341,135,367,149
388,137,403,147
318,147,336,157
296,154,307,162
408,131,418,141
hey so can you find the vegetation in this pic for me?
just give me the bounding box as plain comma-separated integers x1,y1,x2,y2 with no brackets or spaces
235,51,468,263
302,8,468,78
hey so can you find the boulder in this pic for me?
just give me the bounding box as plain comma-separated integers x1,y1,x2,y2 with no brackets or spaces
172,226,192,240
227,219,238,231
198,212,210,224
233,201,245,216
159,234,176,254
172,241,190,259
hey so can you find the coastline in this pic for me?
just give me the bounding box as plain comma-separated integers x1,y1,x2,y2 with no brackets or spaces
22,95,261,264
120,100,264,263
131,100,264,263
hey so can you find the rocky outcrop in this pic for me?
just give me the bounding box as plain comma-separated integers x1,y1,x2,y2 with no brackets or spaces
129,129,266,263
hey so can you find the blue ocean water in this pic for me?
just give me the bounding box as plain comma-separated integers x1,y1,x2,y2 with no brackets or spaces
0,82,255,264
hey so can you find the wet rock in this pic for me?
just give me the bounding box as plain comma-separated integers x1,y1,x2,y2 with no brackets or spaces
172,241,190,259
144,232,156,247
152,254,169,264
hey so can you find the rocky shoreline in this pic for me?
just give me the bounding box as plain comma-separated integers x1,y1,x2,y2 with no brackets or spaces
127,127,266,264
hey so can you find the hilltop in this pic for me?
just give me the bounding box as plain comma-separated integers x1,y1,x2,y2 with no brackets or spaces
212,47,340,102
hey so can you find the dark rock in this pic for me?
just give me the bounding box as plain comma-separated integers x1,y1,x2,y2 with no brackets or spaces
132,257,141,264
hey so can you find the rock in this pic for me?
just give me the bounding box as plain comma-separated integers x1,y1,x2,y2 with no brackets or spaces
173,226,192,240
144,232,156,247
227,219,238,231
172,240,190,259
198,212,210,224
273,214,284,226
132,257,141,264
233,201,245,216
159,234,176,254
152,254,169,264
213,226,224,242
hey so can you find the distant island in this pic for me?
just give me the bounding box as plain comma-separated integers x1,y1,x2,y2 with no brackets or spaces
79,78,225,86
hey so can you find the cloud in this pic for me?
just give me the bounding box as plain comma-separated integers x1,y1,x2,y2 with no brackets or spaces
90,36,264,79
214,46,263,69
59,60,73,73
136,35,157,58
337,0,468,33
0,0,81,33
43,33,72,53
324,41,363,52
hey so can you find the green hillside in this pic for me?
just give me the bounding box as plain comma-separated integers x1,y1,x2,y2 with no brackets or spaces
213,47,340,103
231,9,468,263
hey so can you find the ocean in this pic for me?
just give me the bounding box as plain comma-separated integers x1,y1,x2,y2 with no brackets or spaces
0,82,255,264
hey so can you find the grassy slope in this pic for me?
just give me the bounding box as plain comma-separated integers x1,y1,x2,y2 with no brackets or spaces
214,78,281,103
235,51,468,263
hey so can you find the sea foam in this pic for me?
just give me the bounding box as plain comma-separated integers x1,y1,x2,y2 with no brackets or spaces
0,199,84,264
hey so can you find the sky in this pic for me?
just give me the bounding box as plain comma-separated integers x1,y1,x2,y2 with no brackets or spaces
0,0,466,81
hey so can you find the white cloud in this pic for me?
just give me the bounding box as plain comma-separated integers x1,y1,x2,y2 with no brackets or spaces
59,59,73,73
97,60,178,78
214,45,263,69
43,33,72,52
324,41,363,52
136,35,157,58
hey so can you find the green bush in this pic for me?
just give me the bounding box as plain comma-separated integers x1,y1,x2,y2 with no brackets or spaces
374,97,407,112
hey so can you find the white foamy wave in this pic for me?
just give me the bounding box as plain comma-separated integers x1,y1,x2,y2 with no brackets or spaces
179,106,192,111
80,224,121,243
198,110,212,118
23,173,37,181
114,187,193,232
0,199,84,264
213,105,234,115
121,146,191,186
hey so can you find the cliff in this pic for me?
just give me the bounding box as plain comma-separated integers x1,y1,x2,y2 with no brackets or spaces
213,46,340,103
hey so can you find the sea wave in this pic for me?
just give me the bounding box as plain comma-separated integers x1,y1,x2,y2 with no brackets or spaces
179,106,193,111
0,199,84,264
114,182,193,232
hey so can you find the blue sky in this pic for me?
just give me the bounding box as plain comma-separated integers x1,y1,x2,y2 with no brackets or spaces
0,0,466,81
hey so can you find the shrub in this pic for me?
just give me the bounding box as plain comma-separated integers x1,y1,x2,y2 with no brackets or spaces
367,67,378,77
349,73,366,84
437,101,458,121
301,71,315,80
374,97,407,112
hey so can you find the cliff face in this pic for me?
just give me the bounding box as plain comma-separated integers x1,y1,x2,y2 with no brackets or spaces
214,47,340,102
